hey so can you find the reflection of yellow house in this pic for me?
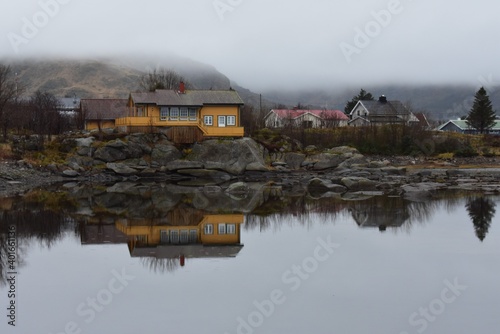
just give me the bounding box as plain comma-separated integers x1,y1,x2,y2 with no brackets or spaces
115,84,245,143
115,214,244,259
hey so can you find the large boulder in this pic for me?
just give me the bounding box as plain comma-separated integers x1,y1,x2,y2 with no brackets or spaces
341,176,380,191
94,146,127,162
151,142,181,166
187,138,267,175
284,153,306,170
305,153,347,170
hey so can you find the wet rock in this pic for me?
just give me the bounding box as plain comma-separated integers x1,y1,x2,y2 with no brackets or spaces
106,163,138,175
62,169,79,177
151,143,182,166
94,146,127,162
226,182,249,194
165,160,204,171
284,153,306,170
341,176,380,191
307,178,347,196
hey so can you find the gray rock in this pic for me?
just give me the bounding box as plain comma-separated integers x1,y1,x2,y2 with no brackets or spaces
75,137,94,148
341,176,380,191
106,163,138,175
226,182,249,194
62,169,79,177
94,146,127,162
165,160,204,171
326,146,359,155
306,153,346,170
308,178,347,195
284,153,306,170
246,162,269,172
151,143,181,166
178,169,231,181
188,138,267,175
380,167,407,175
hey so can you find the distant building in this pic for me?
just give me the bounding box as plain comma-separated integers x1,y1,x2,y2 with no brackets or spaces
80,98,128,131
264,109,349,128
437,119,500,134
348,95,419,126
58,96,80,114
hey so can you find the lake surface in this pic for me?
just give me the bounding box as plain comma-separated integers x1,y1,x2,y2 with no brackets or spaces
1,183,499,334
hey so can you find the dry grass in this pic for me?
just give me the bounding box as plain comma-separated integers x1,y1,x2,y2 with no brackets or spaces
0,143,13,160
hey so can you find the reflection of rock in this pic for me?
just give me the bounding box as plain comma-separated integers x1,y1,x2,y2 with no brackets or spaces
307,178,347,197
341,177,380,191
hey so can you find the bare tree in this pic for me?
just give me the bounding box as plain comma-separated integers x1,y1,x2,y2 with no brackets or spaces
28,91,61,142
139,68,190,92
0,65,24,141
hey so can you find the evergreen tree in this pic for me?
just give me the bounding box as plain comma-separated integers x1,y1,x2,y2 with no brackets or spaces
344,89,374,114
466,87,497,134
466,197,496,242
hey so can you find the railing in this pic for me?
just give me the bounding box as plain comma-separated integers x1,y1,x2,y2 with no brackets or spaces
116,117,244,137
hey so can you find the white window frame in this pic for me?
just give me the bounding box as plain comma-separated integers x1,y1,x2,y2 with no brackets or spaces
227,115,236,126
218,224,226,235
204,115,213,126
226,224,236,235
204,224,213,235
180,107,188,121
218,116,226,127
189,108,197,121
170,107,179,120
160,230,169,243
170,230,179,244
160,107,168,121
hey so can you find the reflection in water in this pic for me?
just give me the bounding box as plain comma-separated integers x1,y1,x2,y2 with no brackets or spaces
0,183,499,282
466,197,497,241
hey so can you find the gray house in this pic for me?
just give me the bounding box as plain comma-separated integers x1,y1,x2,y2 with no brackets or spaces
348,95,419,126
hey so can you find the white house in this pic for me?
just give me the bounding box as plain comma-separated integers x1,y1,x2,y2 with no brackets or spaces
264,109,349,128
348,96,419,126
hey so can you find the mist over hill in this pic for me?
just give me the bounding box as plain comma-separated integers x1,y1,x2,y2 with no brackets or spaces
4,56,500,122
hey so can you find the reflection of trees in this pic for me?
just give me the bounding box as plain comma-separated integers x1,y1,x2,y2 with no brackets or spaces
0,200,76,285
466,197,496,242
140,257,180,274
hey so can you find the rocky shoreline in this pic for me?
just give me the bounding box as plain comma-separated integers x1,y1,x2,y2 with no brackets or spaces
1,134,500,198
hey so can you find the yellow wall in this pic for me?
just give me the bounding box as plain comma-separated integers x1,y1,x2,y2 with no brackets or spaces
200,106,240,127
115,214,244,246
85,120,115,131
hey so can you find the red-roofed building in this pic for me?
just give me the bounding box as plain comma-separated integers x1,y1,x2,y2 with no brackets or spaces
264,109,349,129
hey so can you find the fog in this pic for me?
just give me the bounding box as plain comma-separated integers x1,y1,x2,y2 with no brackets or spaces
1,0,499,91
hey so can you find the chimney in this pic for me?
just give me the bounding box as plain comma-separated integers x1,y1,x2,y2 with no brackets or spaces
379,95,387,103
179,81,185,94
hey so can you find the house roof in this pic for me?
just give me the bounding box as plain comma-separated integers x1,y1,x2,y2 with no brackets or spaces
131,244,244,259
80,99,128,120
269,109,349,120
130,89,244,106
354,100,412,116
437,119,500,131
414,113,430,127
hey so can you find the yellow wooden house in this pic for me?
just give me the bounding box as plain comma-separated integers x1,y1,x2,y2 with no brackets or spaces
115,213,245,260
115,84,245,143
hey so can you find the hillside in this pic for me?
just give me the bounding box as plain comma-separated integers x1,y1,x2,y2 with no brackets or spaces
4,56,500,121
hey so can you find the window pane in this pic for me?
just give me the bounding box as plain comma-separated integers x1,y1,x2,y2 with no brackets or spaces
160,107,168,121
227,116,236,126
204,116,213,126
218,224,226,235
170,107,179,120
160,230,169,243
180,107,188,120
180,230,189,244
204,224,213,235
189,230,198,243
170,230,179,244
226,224,236,234
189,108,197,121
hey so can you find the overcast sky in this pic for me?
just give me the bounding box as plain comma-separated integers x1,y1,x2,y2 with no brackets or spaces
1,0,499,91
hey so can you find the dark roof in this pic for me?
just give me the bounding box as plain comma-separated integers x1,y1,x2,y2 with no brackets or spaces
130,89,244,106
415,113,430,127
269,109,349,120
80,99,128,120
131,244,244,259
358,100,412,116
80,225,129,245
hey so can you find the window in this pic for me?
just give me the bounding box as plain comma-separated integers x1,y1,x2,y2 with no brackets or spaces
204,224,213,235
189,108,197,121
160,107,168,121
218,116,226,127
170,230,179,244
180,107,188,121
204,115,213,126
226,224,236,234
180,230,189,244
227,116,236,126
218,224,226,235
160,230,169,243
170,107,179,120
137,107,144,117
189,230,198,243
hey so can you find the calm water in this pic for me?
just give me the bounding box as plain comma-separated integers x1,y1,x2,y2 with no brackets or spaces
0,183,499,334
